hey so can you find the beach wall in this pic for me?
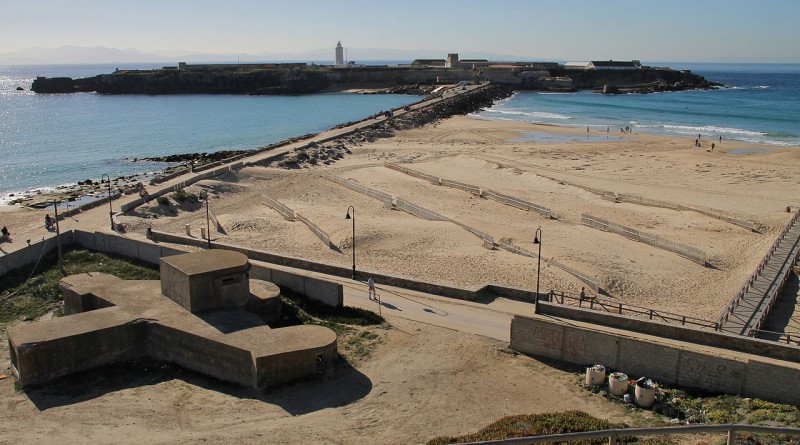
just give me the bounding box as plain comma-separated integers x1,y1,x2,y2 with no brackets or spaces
510,314,800,405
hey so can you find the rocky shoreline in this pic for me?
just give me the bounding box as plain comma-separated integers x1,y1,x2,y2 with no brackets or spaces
10,84,512,209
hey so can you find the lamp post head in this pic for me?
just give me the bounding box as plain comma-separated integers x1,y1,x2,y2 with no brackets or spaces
346,206,354,219
533,226,542,244
345,212,351,220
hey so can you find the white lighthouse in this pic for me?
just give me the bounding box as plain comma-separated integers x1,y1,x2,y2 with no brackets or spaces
335,41,344,66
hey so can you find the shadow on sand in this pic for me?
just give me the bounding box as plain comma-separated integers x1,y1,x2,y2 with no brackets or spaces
24,356,373,415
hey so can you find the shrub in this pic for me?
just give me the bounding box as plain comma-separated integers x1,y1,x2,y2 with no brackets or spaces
171,189,198,204
156,196,170,206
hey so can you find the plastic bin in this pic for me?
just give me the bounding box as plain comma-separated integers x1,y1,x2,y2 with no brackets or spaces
635,378,655,408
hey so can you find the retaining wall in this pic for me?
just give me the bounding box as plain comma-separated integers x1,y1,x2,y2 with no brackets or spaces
537,301,800,362
511,314,800,406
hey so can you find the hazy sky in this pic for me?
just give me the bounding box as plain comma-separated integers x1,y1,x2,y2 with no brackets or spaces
4,0,799,62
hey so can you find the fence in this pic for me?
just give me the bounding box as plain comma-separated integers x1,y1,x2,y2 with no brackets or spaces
439,178,481,195
495,238,600,292
262,194,296,221
453,424,800,445
749,328,800,346
324,175,393,204
581,213,708,265
615,193,761,233
718,208,800,327
384,162,439,185
547,290,720,330
294,212,334,249
480,189,552,219
395,197,448,221
208,210,224,233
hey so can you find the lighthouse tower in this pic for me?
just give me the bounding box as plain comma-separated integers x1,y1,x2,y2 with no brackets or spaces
335,41,344,66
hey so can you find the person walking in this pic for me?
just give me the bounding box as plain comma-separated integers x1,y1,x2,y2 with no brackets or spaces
367,277,377,301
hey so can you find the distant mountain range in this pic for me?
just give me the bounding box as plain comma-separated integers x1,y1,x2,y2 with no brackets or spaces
0,45,539,65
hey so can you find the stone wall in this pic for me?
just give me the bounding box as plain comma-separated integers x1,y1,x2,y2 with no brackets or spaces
511,315,800,405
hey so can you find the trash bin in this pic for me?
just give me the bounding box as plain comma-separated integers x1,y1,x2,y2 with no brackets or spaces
585,365,606,386
608,372,628,396
635,377,655,408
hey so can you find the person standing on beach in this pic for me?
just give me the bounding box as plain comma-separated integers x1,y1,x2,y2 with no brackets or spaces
587,126,589,133
711,142,715,151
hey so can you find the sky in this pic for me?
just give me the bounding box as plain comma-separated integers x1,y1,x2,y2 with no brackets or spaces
2,0,799,63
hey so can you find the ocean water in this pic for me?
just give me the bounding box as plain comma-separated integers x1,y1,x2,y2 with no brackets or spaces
0,64,420,203
473,63,800,148
2,63,798,204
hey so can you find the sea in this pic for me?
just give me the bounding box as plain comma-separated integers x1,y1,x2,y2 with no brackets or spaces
473,62,800,147
1,62,798,204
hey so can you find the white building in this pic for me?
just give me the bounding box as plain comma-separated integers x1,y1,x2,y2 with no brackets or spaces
335,41,344,66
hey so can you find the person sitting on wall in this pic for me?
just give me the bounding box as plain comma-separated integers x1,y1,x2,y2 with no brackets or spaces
1,225,10,241
45,214,54,231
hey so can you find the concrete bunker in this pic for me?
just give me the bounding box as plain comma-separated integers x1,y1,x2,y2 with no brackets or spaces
7,250,338,389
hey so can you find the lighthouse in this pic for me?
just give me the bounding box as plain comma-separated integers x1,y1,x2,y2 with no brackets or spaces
335,41,344,66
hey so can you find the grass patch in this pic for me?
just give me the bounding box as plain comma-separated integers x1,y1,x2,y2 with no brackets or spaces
170,189,198,204
426,411,670,445
0,248,158,325
275,288,384,363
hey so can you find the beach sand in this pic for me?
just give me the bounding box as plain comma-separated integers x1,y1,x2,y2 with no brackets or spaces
1,114,799,443
120,115,799,321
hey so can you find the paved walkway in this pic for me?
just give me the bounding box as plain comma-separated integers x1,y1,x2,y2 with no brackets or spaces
720,211,800,335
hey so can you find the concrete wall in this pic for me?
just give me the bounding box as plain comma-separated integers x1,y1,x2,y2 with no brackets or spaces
8,309,147,386
147,323,255,387
510,315,800,406
0,232,74,276
537,302,800,362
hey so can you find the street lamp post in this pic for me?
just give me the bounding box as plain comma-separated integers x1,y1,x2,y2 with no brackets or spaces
101,174,113,231
345,206,355,279
202,190,211,250
533,227,542,311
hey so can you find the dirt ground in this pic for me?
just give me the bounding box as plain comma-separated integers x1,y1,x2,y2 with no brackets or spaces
1,317,646,444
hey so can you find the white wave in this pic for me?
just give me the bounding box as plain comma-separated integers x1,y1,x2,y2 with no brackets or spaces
662,124,765,137
484,109,572,120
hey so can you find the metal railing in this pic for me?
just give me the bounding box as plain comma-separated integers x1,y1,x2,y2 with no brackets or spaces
748,328,800,346
718,208,800,327
455,424,800,445
548,290,720,331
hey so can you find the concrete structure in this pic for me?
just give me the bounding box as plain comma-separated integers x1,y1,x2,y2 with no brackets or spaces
511,314,800,406
590,60,642,70
411,59,447,67
335,41,344,66
7,250,337,389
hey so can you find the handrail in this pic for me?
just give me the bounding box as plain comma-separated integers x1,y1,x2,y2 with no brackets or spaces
455,424,800,445
749,328,800,346
717,208,800,326
548,290,719,330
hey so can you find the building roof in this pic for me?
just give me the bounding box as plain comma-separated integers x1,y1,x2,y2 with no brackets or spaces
590,60,641,68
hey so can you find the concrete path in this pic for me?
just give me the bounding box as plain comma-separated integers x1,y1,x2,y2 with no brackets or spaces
342,278,532,343
720,212,800,335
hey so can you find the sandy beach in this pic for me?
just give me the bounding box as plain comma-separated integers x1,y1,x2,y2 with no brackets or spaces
113,115,799,320
2,112,799,443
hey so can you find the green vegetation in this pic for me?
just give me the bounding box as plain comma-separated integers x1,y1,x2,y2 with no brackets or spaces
0,248,158,325
155,196,170,206
426,411,673,445
276,288,384,363
170,189,199,204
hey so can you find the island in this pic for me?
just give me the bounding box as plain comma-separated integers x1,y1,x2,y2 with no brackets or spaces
31,55,717,95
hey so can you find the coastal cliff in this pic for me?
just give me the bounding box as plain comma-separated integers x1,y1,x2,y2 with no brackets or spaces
31,64,715,95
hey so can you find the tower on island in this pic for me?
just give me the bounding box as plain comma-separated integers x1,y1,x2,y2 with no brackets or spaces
335,41,344,65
